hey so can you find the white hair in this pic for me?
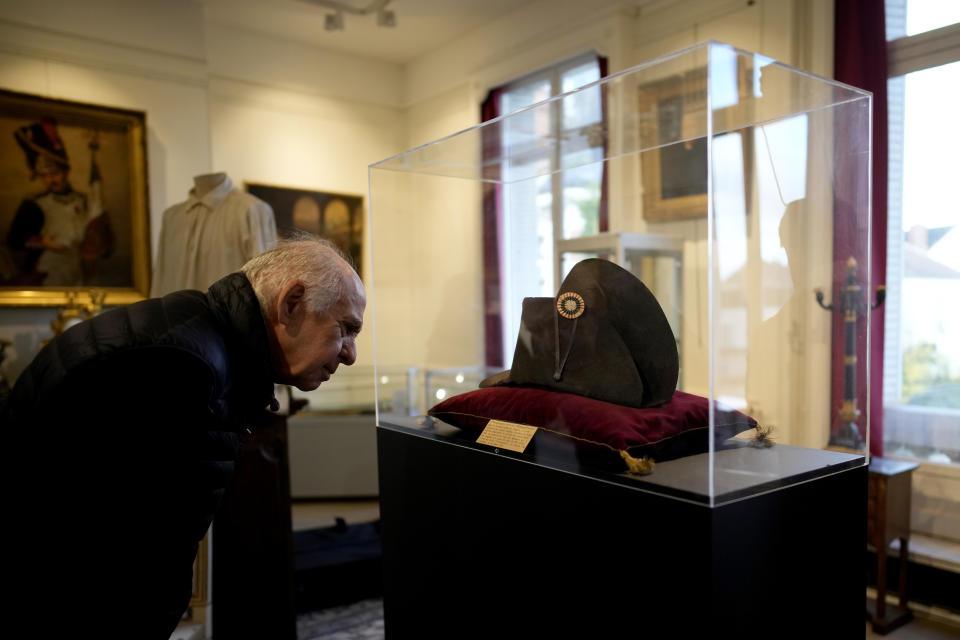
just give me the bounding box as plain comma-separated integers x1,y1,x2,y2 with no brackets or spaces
241,234,356,316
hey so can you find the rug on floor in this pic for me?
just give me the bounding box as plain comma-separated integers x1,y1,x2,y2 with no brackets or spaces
294,519,383,613
297,598,384,640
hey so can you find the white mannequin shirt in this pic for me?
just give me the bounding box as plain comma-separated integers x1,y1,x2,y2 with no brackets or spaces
151,173,277,296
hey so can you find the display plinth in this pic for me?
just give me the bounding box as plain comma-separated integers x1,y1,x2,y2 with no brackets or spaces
377,423,865,638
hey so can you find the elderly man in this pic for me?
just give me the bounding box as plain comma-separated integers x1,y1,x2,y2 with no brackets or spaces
1,236,364,639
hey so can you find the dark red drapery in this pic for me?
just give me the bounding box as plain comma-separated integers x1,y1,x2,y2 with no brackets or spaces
834,0,888,457
598,55,610,233
481,87,504,368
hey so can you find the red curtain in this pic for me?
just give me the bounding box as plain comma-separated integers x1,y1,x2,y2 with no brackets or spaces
834,0,888,457
481,88,504,368
598,56,610,233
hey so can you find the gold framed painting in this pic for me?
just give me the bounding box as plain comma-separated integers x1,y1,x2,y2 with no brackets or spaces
637,62,751,223
0,89,150,306
246,182,364,277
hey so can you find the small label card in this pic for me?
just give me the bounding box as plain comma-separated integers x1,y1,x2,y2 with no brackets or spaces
476,419,538,453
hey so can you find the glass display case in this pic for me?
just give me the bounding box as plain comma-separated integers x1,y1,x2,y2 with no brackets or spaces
291,364,418,415
423,365,501,414
368,41,872,507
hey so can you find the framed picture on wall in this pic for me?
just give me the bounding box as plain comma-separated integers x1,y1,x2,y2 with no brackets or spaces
637,62,751,223
246,182,364,277
0,89,151,306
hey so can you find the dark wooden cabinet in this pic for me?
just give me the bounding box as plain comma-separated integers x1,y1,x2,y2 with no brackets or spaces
867,457,918,634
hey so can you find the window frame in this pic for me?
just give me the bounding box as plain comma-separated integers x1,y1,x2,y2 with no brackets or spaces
496,52,605,364
883,13,960,463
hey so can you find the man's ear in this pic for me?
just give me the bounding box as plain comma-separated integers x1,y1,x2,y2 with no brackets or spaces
275,280,307,326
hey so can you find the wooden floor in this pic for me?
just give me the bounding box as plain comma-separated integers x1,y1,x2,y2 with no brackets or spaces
867,618,960,638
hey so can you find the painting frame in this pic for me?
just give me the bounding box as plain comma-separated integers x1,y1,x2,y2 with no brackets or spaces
0,89,150,306
245,182,364,278
637,61,751,223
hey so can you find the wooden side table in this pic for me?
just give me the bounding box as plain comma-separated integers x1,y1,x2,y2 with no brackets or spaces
867,457,919,634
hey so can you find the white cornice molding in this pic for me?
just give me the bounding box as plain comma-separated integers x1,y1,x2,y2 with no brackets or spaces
208,74,401,124
0,18,209,87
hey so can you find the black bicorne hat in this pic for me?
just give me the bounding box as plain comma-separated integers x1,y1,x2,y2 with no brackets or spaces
15,117,69,177
480,258,679,409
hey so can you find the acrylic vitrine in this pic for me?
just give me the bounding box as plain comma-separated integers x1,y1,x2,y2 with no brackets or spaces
368,41,872,508
368,41,871,635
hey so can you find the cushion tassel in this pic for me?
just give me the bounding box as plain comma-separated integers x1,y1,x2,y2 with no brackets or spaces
620,451,655,475
749,424,775,448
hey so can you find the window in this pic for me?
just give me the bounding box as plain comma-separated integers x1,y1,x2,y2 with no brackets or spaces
497,54,604,363
884,0,960,464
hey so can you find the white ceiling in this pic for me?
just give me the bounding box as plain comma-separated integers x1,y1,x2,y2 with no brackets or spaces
200,0,542,64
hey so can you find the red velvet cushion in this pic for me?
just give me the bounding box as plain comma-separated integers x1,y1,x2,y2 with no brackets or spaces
428,387,757,473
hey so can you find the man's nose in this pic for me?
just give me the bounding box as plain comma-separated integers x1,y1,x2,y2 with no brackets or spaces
340,340,357,366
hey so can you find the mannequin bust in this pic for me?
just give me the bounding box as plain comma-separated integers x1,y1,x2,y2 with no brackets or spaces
151,171,276,297
193,172,228,198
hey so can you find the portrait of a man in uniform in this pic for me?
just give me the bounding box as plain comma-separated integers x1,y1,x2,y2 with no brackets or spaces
3,117,115,287
0,91,149,304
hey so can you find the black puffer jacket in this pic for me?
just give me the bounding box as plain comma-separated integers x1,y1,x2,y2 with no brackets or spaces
2,272,277,639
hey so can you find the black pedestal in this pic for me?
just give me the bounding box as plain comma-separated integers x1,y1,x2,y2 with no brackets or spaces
377,423,865,638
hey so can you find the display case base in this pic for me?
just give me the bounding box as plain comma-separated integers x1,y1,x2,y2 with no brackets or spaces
377,423,866,638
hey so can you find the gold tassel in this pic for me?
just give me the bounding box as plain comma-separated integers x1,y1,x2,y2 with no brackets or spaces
620,450,655,475
749,424,775,448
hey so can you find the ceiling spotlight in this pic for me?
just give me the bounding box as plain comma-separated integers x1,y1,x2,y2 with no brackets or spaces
303,0,397,31
377,8,396,27
325,11,344,31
